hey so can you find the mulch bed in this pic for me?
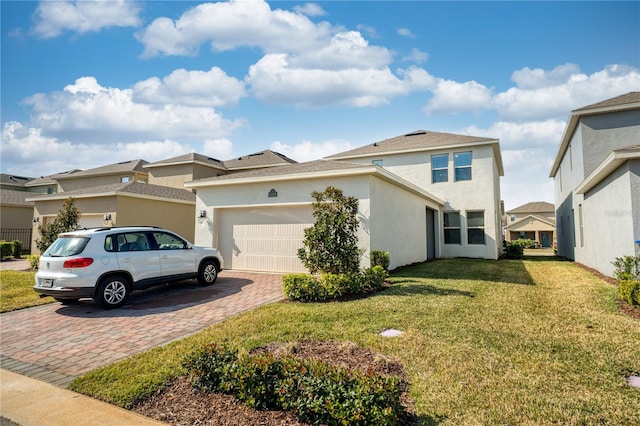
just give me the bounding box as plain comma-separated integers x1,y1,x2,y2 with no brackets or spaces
132,340,419,426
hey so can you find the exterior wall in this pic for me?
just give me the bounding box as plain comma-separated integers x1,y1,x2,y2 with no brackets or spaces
1,205,33,228
148,164,194,188
348,145,500,259
580,162,637,277
116,196,195,242
369,176,436,269
632,160,640,254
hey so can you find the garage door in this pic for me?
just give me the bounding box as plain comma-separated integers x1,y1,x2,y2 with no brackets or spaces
218,205,314,272
78,214,106,228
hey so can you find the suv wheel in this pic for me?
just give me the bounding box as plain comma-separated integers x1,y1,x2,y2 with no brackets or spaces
198,260,218,286
97,275,130,309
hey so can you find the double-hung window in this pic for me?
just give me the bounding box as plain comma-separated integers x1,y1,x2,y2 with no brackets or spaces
443,212,461,244
454,151,472,181
467,211,485,245
431,154,448,183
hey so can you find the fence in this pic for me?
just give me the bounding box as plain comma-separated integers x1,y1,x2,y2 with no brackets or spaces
0,228,32,253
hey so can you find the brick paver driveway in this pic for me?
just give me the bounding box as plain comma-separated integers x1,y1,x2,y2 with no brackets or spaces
0,271,283,387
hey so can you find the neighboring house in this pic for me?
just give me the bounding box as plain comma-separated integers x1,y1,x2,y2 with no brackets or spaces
550,92,640,277
0,174,33,191
0,189,35,251
505,201,556,247
55,160,148,192
24,170,81,194
187,130,504,273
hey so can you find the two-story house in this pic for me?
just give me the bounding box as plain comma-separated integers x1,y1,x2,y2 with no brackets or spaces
550,92,640,277
187,130,504,273
505,201,556,248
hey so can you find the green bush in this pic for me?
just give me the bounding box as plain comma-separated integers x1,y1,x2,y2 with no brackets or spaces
612,256,640,281
282,274,326,302
0,241,13,259
362,265,388,291
370,250,390,271
320,273,351,299
504,242,524,259
184,343,405,425
619,280,640,307
11,240,23,258
28,255,40,270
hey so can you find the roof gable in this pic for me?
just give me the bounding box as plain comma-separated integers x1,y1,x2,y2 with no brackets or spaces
223,150,297,170
144,153,226,170
506,201,555,214
26,181,195,203
56,160,149,180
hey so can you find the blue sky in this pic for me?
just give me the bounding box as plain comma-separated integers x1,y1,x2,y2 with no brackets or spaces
1,0,639,210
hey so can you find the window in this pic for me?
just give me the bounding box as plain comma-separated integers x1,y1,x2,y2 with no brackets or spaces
454,151,472,181
444,212,461,244
431,154,448,183
372,159,383,167
121,176,130,183
510,214,516,222
153,232,187,250
467,211,485,245
112,233,150,252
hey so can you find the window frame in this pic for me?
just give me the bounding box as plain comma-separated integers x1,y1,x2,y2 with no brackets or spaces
466,210,485,245
443,211,461,244
454,151,472,182
431,153,449,183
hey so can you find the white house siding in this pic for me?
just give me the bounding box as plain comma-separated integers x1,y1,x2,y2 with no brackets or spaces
580,163,638,277
349,144,501,259
369,177,437,269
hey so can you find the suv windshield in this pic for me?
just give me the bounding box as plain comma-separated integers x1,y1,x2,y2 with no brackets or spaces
43,236,90,257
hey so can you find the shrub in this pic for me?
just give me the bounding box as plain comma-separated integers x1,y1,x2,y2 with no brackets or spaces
320,273,351,299
362,265,388,291
619,280,640,307
11,240,23,258
504,241,524,259
28,255,40,270
371,250,390,271
282,274,326,302
0,241,13,259
612,255,640,281
184,343,405,425
36,197,80,253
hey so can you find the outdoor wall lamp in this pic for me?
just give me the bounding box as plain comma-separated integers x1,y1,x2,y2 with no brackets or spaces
198,210,207,218
268,188,278,198
104,213,112,221
32,217,39,224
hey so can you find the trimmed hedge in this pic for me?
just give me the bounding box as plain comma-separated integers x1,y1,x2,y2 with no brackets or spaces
185,343,405,425
283,266,388,302
0,240,24,259
504,242,524,259
370,251,390,271
619,280,640,307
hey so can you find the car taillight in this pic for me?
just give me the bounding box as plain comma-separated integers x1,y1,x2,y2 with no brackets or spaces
63,258,94,268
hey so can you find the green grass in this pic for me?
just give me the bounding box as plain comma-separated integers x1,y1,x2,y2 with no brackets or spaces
0,270,53,312
66,258,640,424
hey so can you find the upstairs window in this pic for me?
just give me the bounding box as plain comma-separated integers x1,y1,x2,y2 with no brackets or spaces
454,151,472,181
467,211,485,245
443,212,461,244
372,159,384,167
121,176,130,183
431,154,448,183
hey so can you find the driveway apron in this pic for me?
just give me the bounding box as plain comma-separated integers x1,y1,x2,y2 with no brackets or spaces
0,271,284,387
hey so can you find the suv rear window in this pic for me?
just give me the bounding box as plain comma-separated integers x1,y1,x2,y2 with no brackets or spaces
43,236,90,257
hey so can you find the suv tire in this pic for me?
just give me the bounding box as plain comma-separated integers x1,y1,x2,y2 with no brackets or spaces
97,275,130,309
198,260,218,286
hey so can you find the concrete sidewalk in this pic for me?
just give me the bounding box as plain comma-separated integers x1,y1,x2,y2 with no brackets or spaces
0,369,166,425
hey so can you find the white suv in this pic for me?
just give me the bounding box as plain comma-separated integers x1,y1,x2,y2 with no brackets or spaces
34,226,224,309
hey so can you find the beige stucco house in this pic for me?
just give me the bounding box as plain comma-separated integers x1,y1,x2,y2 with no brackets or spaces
0,188,35,251
505,201,556,247
187,130,504,273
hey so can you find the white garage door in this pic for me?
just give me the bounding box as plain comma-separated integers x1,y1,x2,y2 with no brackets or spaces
79,215,106,228
218,205,314,272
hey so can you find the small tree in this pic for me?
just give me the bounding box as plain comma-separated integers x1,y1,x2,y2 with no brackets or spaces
298,186,362,274
36,197,80,253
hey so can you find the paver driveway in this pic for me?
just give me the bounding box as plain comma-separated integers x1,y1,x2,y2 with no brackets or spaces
0,271,284,387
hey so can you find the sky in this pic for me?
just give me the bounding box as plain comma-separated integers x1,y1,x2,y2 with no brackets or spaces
1,1,639,210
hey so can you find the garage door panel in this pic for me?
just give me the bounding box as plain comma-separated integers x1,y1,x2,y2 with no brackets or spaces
219,206,313,273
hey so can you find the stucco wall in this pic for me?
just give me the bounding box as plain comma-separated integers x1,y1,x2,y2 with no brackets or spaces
116,196,195,242
148,164,194,188
1,205,33,228
581,163,637,277
58,173,147,192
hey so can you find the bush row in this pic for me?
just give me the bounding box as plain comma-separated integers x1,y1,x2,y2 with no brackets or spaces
612,255,640,307
185,343,405,425
0,240,23,259
619,280,640,307
503,241,524,259
282,265,388,302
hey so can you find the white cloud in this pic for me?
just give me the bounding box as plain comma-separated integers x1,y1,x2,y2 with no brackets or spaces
424,79,493,114
24,77,244,143
270,139,354,162
397,28,415,38
31,0,141,39
202,138,234,159
401,48,428,63
462,119,566,149
293,3,326,17
136,0,333,57
1,121,189,177
492,64,640,121
132,67,246,107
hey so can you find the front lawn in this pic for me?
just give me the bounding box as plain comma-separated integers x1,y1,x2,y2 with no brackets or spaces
69,258,640,424
0,270,53,312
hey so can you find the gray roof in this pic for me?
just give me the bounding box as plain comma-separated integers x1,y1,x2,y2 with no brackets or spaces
145,153,226,169
223,150,297,170
506,201,554,214
0,189,35,206
55,159,149,180
0,174,33,188
326,130,497,159
190,160,370,184
574,91,640,112
25,170,80,187
27,181,195,203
